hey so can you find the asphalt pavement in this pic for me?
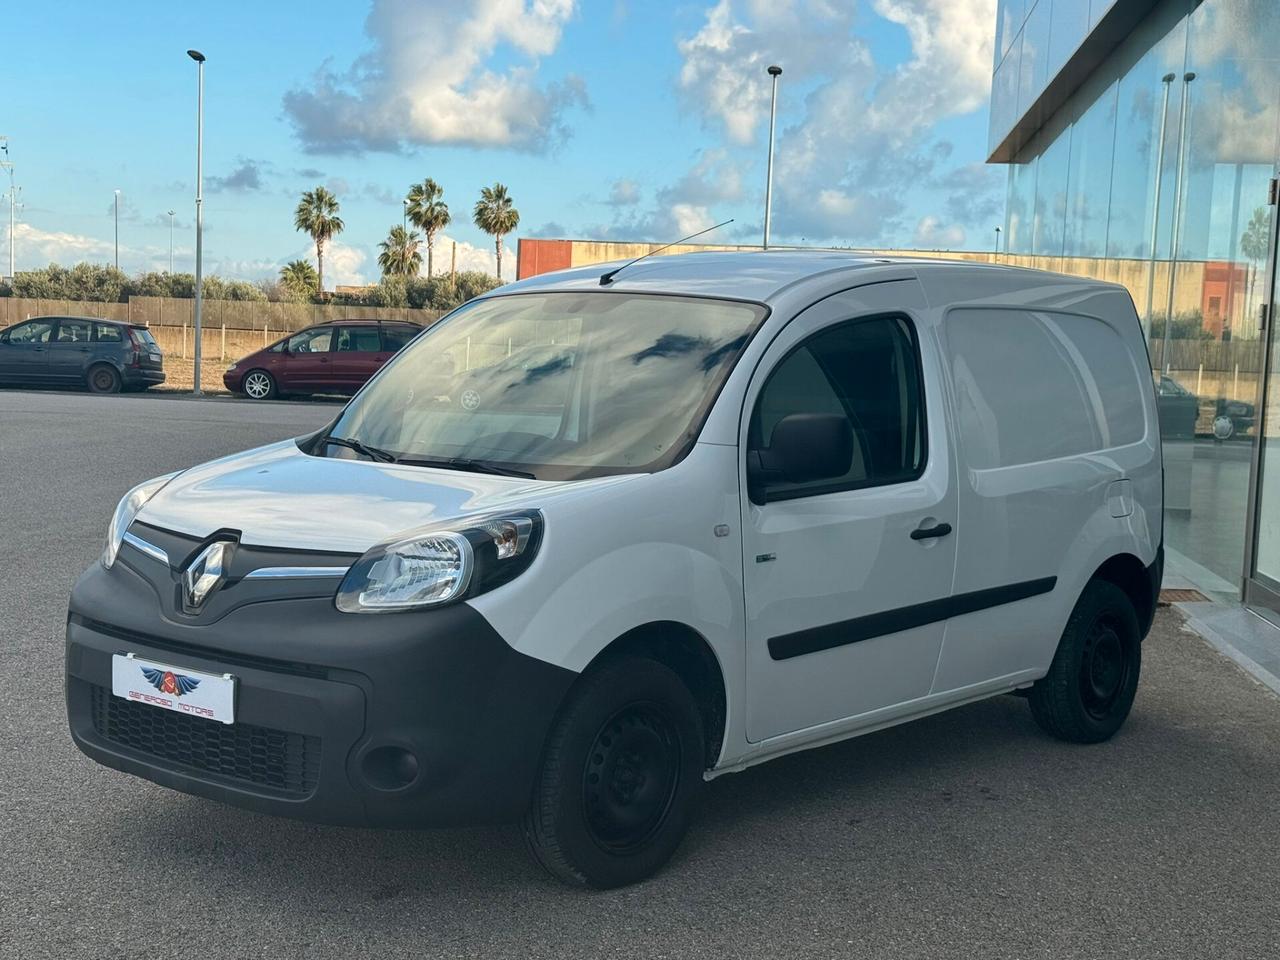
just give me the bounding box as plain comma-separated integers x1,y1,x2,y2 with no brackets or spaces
3,388,1280,959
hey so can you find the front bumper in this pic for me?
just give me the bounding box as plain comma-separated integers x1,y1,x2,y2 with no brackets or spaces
65,536,575,827
221,370,240,392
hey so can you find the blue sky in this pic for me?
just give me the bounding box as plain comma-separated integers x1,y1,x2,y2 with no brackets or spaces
2,0,1003,285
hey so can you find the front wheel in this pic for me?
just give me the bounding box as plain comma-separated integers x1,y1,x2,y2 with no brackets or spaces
1028,580,1141,743
523,657,704,888
241,369,277,401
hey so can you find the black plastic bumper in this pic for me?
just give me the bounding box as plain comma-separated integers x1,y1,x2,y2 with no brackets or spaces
65,551,575,827
122,367,166,387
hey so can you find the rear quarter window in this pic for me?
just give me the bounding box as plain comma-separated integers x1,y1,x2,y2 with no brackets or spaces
947,308,1146,470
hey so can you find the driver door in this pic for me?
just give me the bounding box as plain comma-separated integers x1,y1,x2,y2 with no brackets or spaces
280,326,336,392
0,319,56,380
741,280,958,743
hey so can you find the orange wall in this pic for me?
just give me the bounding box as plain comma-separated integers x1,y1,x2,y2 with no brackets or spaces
516,239,574,279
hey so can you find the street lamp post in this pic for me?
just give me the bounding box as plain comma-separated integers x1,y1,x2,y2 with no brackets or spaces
763,64,782,250
994,226,1001,263
188,49,206,397
113,190,120,270
0,137,14,280
402,198,408,233
167,210,175,273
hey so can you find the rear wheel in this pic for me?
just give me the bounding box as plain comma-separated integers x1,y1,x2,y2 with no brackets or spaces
242,369,277,401
1028,580,1141,743
86,364,122,395
523,657,704,888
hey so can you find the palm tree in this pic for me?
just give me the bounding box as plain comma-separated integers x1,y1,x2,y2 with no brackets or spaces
293,186,344,295
377,225,423,279
473,183,520,281
406,178,451,278
279,259,318,299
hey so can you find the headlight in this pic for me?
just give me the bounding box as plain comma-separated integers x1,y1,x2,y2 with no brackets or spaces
336,511,542,613
102,473,180,569
227,363,238,372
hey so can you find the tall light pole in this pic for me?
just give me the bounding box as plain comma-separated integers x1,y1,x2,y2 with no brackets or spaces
762,64,782,250
0,137,14,280
1160,70,1196,374
113,190,121,270
994,226,1001,263
402,197,408,233
1144,72,1176,332
167,210,175,273
188,49,206,396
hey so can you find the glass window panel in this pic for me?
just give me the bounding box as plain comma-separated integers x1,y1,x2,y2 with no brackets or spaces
1063,80,1119,257
989,36,1023,150
1048,0,1091,79
1032,111,1070,258
998,0,1027,62
1104,12,1188,263
1017,0,1052,115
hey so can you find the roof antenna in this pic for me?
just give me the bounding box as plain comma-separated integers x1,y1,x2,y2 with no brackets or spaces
599,219,734,286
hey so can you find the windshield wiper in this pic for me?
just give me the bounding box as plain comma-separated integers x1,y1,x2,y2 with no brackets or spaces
323,436,398,463
399,456,536,479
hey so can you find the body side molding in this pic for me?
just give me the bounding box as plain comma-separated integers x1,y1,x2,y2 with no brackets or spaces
768,577,1058,661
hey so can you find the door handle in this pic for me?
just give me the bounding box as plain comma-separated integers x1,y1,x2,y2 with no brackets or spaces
910,522,952,541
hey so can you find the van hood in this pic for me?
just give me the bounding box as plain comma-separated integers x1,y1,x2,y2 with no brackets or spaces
136,439,633,554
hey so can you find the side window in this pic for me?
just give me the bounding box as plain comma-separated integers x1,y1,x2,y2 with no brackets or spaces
381,326,417,351
949,308,1145,469
55,319,93,343
336,327,383,352
6,320,56,344
287,327,333,353
94,323,124,343
750,315,926,499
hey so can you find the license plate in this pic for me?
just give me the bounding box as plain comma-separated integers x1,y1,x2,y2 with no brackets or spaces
149,352,162,362
111,653,236,724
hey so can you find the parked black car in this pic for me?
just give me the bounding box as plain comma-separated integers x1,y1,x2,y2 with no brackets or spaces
1155,375,1199,440
0,316,165,393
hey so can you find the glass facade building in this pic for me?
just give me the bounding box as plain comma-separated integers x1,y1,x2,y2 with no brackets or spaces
988,0,1280,612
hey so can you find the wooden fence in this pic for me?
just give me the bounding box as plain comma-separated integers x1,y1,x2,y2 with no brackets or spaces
0,296,442,333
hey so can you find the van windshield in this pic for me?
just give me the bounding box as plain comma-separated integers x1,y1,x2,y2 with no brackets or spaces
322,292,767,480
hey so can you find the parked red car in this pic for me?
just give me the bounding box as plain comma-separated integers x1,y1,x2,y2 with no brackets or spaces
223,320,421,400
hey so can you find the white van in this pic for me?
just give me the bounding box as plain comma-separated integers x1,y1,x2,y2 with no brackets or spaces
66,252,1162,888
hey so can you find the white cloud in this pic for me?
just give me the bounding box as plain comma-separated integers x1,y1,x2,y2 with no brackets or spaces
319,241,369,288
912,215,966,248
868,0,997,144
283,0,586,153
671,0,999,245
5,222,181,276
593,148,744,241
421,232,516,278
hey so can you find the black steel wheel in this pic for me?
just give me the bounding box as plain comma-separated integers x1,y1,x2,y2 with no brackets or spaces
1029,579,1141,743
582,703,682,855
524,657,704,888
86,364,122,394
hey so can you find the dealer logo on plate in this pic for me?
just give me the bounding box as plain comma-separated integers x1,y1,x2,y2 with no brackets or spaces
141,667,200,698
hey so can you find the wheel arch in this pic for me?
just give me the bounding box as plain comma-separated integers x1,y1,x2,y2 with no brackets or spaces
583,620,727,769
1089,551,1160,639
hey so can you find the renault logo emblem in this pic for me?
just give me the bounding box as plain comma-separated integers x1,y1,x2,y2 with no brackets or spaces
182,541,231,612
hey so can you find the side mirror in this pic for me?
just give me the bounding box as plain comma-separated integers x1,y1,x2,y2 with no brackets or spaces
748,413,853,495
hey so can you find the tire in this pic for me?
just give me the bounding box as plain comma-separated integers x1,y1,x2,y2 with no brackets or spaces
241,369,277,401
1028,579,1141,743
86,364,122,395
523,657,704,889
